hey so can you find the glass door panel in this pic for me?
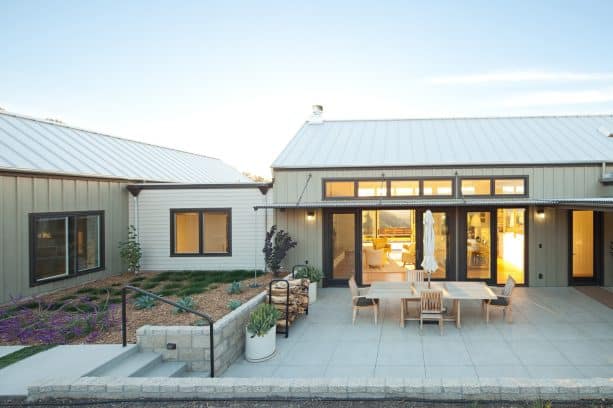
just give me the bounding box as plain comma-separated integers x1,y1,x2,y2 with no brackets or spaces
362,209,415,284
466,211,491,280
332,213,356,281
572,210,594,279
496,208,525,284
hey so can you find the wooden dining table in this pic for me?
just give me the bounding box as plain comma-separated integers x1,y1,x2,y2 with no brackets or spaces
364,281,498,328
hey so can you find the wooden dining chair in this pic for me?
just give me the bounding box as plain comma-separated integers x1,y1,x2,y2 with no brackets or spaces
483,276,516,324
419,289,444,335
402,269,425,319
349,275,379,325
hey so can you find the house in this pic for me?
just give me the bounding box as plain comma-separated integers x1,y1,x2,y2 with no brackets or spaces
266,106,613,287
0,110,266,304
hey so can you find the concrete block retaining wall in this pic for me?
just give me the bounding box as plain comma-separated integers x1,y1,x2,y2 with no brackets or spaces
27,377,613,402
137,290,267,375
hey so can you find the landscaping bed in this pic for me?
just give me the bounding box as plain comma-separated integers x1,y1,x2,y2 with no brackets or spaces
0,270,270,345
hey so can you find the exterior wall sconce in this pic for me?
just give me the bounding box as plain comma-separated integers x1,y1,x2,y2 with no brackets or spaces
306,211,316,222
536,207,545,219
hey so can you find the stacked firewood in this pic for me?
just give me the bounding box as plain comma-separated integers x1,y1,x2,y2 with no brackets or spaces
268,278,309,329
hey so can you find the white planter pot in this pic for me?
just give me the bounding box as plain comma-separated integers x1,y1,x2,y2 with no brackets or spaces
308,282,317,304
245,325,276,362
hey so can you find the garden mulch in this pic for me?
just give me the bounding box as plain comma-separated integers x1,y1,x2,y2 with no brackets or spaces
3,271,271,345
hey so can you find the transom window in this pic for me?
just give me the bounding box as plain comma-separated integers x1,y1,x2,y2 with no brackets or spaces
357,181,387,197
30,211,104,285
324,176,527,199
460,177,527,197
461,179,491,196
324,178,453,199
390,180,420,197
495,178,525,195
423,180,453,196
171,209,231,256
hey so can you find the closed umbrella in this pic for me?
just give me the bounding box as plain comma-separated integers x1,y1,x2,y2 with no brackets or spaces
421,210,438,288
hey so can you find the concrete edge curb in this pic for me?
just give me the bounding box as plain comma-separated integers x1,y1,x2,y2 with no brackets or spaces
27,376,613,402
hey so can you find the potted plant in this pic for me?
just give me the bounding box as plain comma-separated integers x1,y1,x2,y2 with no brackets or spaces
262,225,297,277
245,303,281,362
294,264,323,304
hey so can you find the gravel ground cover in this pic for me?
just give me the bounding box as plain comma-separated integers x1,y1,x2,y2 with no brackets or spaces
1,271,270,345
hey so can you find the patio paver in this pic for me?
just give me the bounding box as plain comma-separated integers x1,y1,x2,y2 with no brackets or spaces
221,286,613,380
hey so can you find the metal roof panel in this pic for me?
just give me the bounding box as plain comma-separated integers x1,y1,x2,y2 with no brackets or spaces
272,115,613,169
0,111,249,183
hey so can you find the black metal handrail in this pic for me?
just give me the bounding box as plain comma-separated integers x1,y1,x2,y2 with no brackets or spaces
121,285,216,377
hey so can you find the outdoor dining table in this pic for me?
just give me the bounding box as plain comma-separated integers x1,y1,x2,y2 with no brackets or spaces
364,281,498,328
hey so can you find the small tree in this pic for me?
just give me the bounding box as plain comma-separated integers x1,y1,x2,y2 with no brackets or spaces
262,225,297,274
119,225,142,274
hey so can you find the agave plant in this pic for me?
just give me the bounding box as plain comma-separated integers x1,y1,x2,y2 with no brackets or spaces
246,303,281,337
134,295,156,310
227,281,242,294
173,296,195,314
227,299,242,311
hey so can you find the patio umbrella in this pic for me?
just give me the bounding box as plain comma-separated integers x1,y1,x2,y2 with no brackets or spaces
421,210,438,288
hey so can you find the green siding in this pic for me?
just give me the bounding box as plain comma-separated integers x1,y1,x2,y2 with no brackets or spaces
0,174,129,304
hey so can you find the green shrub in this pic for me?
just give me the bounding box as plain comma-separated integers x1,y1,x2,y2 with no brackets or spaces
227,281,242,294
247,303,281,337
177,285,208,297
293,265,323,283
227,299,242,311
141,282,158,290
134,295,157,310
119,225,142,273
174,296,195,314
162,282,183,291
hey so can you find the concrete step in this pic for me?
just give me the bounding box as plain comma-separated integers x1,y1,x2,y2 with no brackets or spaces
137,361,187,378
88,351,162,377
82,345,139,377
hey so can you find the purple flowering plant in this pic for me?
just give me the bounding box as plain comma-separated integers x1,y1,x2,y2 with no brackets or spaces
0,292,119,345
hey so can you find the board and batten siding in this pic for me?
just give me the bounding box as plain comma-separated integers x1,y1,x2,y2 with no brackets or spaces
272,165,609,287
272,165,607,203
0,174,129,304
130,188,271,271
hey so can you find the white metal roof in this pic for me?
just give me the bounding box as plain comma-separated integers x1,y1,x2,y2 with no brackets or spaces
272,115,613,169
0,111,250,183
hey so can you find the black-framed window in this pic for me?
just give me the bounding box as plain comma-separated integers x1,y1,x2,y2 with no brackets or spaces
323,177,454,199
170,208,232,256
30,211,104,286
458,176,528,197
461,179,491,196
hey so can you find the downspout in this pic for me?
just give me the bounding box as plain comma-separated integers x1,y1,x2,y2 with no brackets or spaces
133,194,139,242
603,162,607,179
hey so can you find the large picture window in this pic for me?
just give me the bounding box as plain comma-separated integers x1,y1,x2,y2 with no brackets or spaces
30,211,104,285
171,208,231,256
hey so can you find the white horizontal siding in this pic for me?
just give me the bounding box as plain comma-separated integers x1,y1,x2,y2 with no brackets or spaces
129,188,272,271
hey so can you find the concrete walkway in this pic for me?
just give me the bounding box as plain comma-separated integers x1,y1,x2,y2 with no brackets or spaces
0,346,25,359
223,287,613,379
0,344,134,397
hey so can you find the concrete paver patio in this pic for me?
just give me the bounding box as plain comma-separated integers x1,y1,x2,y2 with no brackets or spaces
223,286,613,379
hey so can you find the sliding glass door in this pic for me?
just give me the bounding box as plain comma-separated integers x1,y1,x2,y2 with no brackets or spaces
461,207,527,285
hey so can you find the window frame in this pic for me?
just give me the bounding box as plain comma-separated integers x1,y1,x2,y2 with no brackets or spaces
29,210,105,287
170,208,232,257
460,178,492,197
493,176,528,197
458,175,528,198
322,176,455,200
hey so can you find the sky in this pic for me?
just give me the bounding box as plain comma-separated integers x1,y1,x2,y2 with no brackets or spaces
2,0,613,178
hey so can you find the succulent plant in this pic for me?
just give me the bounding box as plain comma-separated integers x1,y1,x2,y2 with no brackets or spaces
173,296,195,314
227,299,242,311
227,281,242,295
134,295,156,310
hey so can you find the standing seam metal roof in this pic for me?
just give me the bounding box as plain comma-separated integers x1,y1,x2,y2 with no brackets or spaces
0,111,249,183
272,115,613,169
